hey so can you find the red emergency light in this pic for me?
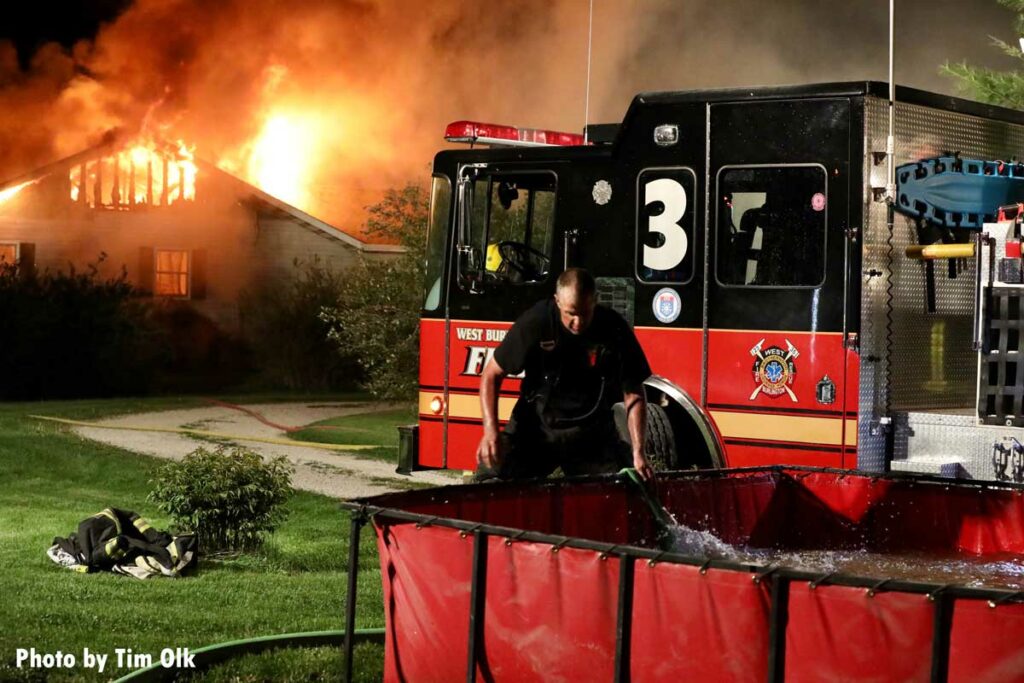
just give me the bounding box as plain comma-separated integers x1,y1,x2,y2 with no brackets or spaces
444,120,586,147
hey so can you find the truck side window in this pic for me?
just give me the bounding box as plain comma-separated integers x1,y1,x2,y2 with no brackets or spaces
636,167,697,284
715,165,827,288
468,172,556,285
423,175,452,311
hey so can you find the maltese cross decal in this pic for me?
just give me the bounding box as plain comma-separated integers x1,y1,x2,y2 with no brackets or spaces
749,338,799,402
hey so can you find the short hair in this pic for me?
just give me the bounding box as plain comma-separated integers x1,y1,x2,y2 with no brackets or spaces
556,267,596,298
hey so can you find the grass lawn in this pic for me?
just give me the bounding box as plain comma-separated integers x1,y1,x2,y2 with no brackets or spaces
287,406,418,463
0,396,388,682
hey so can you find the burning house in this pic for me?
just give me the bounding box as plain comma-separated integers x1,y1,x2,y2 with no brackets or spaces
0,135,403,332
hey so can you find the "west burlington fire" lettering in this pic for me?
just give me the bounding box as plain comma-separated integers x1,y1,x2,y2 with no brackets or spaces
461,346,495,376
455,326,508,343
460,343,524,378
457,327,517,377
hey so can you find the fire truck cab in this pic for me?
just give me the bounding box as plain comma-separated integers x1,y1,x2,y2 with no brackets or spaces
414,81,1024,480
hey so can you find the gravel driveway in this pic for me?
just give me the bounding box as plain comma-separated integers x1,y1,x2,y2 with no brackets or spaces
70,401,459,499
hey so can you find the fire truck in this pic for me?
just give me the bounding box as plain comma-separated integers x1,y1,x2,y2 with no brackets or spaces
410,81,1024,480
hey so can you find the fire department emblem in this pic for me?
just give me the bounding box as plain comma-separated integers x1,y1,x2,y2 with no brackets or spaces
749,338,799,402
652,287,681,324
592,180,612,205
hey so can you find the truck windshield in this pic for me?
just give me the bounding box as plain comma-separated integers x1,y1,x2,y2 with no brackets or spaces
424,176,452,311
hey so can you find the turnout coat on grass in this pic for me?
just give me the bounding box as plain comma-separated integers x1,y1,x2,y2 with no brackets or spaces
48,507,197,579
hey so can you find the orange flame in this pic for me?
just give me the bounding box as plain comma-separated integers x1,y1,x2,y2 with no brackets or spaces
248,113,316,208
215,64,343,214
69,139,197,207
0,180,38,205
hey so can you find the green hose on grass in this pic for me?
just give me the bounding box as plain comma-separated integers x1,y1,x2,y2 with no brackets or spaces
111,628,385,682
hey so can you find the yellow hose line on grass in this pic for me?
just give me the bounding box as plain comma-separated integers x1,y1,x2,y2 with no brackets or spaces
29,415,380,452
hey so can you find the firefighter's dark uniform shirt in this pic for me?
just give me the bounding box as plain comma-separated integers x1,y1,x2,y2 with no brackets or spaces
488,298,651,478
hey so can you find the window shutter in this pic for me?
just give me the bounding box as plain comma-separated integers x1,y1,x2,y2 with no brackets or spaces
18,242,35,280
138,246,154,294
191,249,207,300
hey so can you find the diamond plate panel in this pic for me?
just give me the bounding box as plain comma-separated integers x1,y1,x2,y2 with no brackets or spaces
894,410,1024,480
596,277,635,326
859,98,1024,470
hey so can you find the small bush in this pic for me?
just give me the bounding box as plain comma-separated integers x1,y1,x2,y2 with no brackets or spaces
239,258,361,391
149,446,294,553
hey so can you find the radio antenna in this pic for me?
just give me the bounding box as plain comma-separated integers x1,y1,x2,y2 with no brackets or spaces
583,0,594,144
886,0,895,201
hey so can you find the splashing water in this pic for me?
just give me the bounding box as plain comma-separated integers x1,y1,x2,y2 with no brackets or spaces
665,522,738,559
661,526,1024,590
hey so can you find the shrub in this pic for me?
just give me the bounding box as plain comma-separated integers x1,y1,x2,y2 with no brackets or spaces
149,446,294,553
149,302,252,393
239,258,361,391
321,184,427,401
321,257,421,400
0,255,168,399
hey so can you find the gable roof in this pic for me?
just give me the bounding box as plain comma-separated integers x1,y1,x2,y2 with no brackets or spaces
194,159,404,253
0,139,405,254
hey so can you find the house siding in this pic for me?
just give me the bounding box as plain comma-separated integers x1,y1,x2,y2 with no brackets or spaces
0,173,402,333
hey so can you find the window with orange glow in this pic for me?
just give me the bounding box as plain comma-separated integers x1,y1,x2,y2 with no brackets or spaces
0,243,17,265
155,249,190,297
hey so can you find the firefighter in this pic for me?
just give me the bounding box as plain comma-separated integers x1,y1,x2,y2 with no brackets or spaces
475,267,655,481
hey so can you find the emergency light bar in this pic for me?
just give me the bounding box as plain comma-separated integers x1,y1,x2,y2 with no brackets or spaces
444,120,586,147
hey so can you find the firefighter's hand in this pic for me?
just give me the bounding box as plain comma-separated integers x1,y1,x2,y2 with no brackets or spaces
633,450,655,481
476,430,501,470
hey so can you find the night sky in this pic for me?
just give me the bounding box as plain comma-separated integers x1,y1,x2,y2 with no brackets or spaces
1,0,130,67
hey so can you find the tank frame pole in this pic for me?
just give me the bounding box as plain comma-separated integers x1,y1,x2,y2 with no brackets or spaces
466,531,489,683
343,510,365,683
929,591,953,682
613,555,636,683
766,575,790,682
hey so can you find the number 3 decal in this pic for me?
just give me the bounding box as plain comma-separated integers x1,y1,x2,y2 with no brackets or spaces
643,178,688,271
